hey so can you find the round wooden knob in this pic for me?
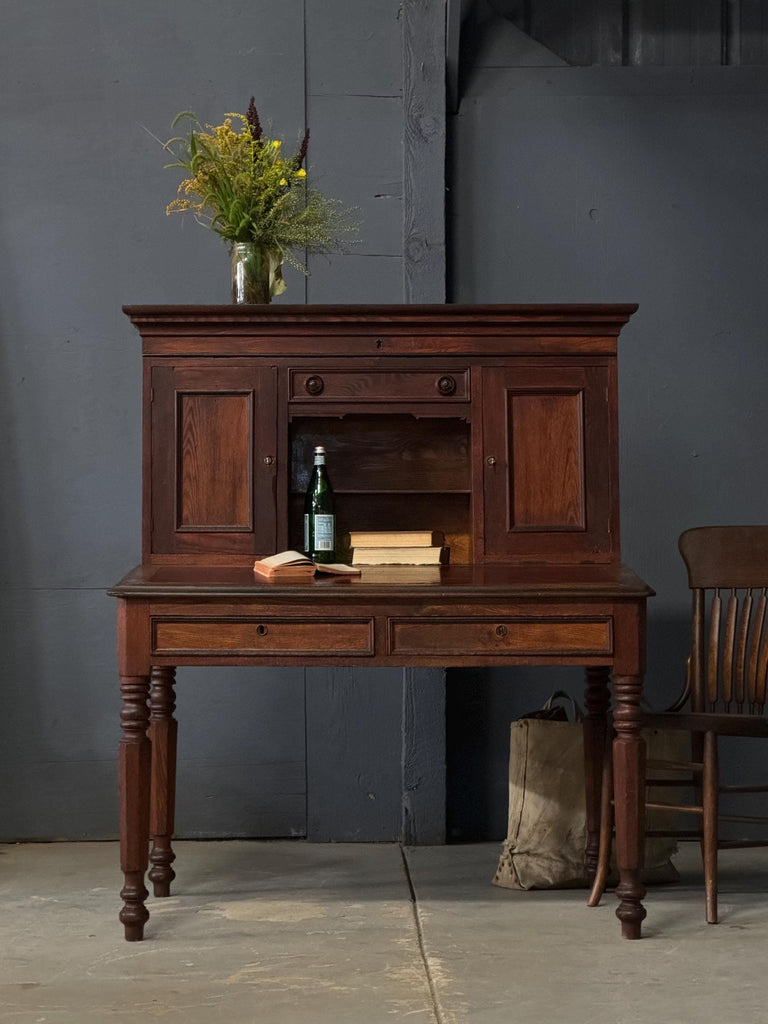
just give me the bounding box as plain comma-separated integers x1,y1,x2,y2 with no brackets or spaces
305,375,324,396
495,625,508,638
436,375,456,396
256,624,269,636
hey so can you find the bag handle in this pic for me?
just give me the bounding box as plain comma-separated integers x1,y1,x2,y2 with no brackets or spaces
542,690,584,722
520,690,584,722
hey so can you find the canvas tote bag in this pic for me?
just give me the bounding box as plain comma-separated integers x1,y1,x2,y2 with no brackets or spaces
493,693,683,890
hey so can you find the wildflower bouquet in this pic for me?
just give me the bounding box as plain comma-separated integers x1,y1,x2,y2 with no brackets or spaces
162,98,357,301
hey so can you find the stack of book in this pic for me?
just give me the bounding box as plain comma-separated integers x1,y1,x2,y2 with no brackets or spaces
349,530,449,566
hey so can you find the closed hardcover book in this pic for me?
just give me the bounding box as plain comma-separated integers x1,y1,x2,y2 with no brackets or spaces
352,545,449,566
348,530,444,548
254,551,360,578
357,565,443,582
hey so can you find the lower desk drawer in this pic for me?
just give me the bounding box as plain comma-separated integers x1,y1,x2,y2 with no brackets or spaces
152,617,374,656
388,617,612,657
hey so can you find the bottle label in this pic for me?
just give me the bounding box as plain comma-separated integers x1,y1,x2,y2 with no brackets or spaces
313,514,335,551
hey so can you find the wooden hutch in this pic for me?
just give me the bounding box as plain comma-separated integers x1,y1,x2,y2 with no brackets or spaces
110,304,652,941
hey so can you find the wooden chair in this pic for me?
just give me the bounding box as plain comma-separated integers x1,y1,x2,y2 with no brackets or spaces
589,525,768,923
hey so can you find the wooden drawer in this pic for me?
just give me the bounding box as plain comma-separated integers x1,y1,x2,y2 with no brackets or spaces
152,617,374,656
289,368,469,402
388,617,613,656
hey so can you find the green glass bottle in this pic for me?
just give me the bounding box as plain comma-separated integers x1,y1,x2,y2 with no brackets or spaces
303,445,335,563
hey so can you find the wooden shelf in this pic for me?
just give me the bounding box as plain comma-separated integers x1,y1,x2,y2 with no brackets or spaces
290,489,472,497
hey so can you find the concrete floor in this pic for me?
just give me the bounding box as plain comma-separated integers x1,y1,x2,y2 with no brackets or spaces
2,842,768,1023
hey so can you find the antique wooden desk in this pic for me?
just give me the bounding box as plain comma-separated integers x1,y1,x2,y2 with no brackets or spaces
110,304,653,941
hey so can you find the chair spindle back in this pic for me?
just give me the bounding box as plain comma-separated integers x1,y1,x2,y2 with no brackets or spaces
680,527,768,715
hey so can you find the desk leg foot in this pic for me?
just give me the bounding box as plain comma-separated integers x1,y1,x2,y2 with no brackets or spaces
619,914,645,940
119,674,151,942
583,667,610,880
612,673,647,939
149,839,176,899
149,667,178,899
120,874,150,941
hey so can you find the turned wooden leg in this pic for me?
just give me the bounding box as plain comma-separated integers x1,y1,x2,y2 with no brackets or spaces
149,667,178,898
583,667,611,879
612,673,647,939
119,674,151,941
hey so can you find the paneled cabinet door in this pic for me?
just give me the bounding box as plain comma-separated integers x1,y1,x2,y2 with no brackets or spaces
149,363,278,558
481,365,618,563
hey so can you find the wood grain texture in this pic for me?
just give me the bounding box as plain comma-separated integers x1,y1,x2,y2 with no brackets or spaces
306,667,403,841
116,303,651,940
403,0,446,301
593,527,768,925
509,390,585,530
149,364,277,558
680,527,768,714
148,667,177,898
177,391,252,529
290,414,470,495
389,616,612,655
118,673,151,941
482,364,615,561
401,667,446,843
680,525,768,588
153,618,374,656
288,368,469,402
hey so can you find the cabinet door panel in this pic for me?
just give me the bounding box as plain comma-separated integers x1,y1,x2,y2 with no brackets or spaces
482,365,617,562
177,391,253,530
509,390,585,530
150,364,277,557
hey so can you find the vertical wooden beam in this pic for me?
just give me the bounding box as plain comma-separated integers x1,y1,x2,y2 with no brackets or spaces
401,0,447,835
403,0,447,302
306,667,403,841
402,668,447,844
446,0,463,114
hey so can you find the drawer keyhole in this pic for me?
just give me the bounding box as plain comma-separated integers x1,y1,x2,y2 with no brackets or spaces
256,624,269,636
495,624,508,638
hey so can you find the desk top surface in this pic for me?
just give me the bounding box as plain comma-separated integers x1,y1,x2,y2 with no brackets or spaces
109,562,654,599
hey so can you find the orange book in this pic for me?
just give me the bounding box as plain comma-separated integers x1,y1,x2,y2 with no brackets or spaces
253,550,360,578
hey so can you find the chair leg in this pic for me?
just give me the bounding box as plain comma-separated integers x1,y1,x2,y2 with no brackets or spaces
702,731,719,924
588,731,615,907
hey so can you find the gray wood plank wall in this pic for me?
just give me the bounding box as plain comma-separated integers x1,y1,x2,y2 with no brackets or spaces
0,0,447,843
5,0,768,846
448,5,768,838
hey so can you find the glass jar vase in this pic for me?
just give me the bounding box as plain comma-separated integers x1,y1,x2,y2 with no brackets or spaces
230,242,285,303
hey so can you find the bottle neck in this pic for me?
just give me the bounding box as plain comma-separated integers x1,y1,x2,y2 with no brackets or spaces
314,455,325,467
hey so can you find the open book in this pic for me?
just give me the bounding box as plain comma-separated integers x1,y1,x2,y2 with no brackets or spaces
253,550,361,579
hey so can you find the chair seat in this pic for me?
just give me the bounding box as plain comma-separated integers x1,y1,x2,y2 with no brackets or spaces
644,710,768,739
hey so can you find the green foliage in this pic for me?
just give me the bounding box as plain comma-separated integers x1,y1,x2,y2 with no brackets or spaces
162,100,358,272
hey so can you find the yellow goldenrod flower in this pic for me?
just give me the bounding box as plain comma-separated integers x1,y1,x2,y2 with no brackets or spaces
161,101,358,293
